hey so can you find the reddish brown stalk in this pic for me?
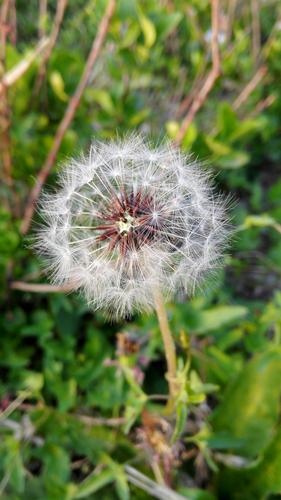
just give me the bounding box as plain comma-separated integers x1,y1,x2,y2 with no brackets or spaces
0,0,12,187
0,37,50,95
251,0,261,65
34,0,68,95
225,0,237,44
233,65,267,111
250,93,276,117
174,0,220,147
10,281,74,293
38,0,48,40
175,70,205,120
21,0,116,235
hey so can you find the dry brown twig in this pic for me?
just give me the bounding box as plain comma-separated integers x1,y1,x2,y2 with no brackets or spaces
225,0,238,44
10,281,75,293
0,0,13,187
34,0,68,95
174,0,220,146
21,0,116,235
233,64,267,110
175,67,206,120
251,0,261,65
38,0,48,40
250,93,276,117
0,37,50,95
18,402,126,427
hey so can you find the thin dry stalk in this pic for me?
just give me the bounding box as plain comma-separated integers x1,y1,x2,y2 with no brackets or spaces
18,402,126,427
225,0,238,43
21,0,116,235
0,37,50,94
9,0,17,44
251,0,261,65
175,69,206,120
250,93,276,116
10,281,74,293
34,0,68,94
125,465,186,500
233,65,267,110
174,0,220,146
38,0,48,39
0,0,12,187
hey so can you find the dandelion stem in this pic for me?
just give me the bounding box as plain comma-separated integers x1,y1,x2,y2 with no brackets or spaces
153,288,177,408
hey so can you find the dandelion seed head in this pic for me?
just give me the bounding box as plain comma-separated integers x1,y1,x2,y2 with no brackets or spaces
35,134,230,318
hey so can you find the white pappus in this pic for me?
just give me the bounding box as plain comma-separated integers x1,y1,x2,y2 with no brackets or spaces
34,134,230,319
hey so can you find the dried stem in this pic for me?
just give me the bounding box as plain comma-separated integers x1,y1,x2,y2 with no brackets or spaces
125,465,186,500
251,0,261,65
233,65,267,110
250,93,276,117
38,0,48,40
0,37,50,94
10,281,74,293
175,69,205,120
153,288,177,406
174,0,220,146
0,0,12,187
34,0,68,95
18,402,126,427
21,0,116,235
225,0,238,44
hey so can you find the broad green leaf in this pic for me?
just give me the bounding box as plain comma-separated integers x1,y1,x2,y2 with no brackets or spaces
157,12,183,39
216,102,238,138
205,136,232,156
229,118,265,143
3,438,25,494
217,427,281,499
42,444,70,484
216,151,250,169
194,305,248,334
211,348,281,457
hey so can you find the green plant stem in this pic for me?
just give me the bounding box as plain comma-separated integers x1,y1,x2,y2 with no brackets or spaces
153,288,177,407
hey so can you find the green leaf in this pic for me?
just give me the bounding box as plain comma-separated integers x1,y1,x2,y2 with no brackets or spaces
3,438,26,494
50,71,68,102
22,370,44,393
42,444,70,485
165,120,179,139
138,12,156,48
74,468,115,499
87,89,114,114
216,151,250,169
211,348,281,457
216,102,238,138
178,487,216,500
194,305,248,334
239,213,278,230
205,136,232,156
217,427,281,499
157,12,183,39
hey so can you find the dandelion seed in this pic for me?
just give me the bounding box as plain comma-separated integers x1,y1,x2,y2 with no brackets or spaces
34,134,230,319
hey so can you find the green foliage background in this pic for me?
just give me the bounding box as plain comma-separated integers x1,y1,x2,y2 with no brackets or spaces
1,0,281,498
